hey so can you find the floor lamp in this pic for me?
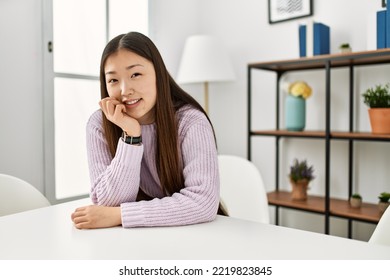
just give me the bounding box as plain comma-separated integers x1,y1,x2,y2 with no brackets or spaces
176,35,235,114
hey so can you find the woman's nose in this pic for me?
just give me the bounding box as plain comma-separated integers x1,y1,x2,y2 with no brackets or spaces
121,81,135,96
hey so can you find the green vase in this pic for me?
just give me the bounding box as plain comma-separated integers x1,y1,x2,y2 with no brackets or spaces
285,95,305,131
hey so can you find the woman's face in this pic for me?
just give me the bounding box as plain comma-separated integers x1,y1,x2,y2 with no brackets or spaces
104,49,157,125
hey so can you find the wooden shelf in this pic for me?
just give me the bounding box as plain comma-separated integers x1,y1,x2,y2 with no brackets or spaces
267,191,325,213
251,130,325,138
250,130,390,141
331,131,390,141
248,49,390,236
249,49,390,72
330,198,382,223
267,191,382,223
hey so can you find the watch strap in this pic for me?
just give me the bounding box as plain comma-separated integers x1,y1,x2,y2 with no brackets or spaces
122,131,142,145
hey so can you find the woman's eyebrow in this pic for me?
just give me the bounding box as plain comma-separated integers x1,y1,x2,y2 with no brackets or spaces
105,64,144,75
126,64,143,70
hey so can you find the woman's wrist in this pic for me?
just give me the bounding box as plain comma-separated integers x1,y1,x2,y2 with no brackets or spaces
111,206,122,226
121,131,142,145
121,120,141,137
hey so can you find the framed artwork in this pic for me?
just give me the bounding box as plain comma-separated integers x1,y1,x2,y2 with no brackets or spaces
268,0,313,24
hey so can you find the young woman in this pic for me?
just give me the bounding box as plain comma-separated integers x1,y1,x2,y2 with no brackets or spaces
71,32,223,229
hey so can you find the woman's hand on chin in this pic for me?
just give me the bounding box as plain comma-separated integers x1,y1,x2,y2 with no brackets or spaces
99,97,141,136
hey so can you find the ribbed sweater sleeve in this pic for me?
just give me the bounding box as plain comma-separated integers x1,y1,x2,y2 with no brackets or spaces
86,107,220,228
86,111,143,206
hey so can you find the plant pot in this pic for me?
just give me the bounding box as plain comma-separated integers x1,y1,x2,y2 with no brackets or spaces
350,197,362,208
291,179,309,201
368,108,390,134
285,95,306,131
340,47,352,53
378,201,389,214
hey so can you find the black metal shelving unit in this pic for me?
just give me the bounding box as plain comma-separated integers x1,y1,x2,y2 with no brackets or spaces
247,49,390,237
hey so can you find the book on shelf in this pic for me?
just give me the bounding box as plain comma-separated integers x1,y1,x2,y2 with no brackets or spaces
377,10,386,49
313,23,330,55
387,5,390,47
299,24,306,57
376,10,387,49
299,22,330,57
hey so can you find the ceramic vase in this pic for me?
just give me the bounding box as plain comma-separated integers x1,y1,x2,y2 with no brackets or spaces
350,198,362,208
291,179,309,201
285,95,306,131
368,108,390,134
378,202,389,214
340,47,352,53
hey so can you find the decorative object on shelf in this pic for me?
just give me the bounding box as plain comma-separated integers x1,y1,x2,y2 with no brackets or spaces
378,192,390,214
268,0,313,24
339,43,352,53
387,0,390,48
177,35,235,115
377,10,386,49
362,83,390,134
288,159,315,201
299,21,330,57
285,81,312,131
349,193,362,208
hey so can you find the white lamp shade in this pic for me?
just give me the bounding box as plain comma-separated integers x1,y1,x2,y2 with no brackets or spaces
177,35,235,84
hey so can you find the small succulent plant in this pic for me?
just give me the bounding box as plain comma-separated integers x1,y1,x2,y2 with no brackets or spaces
378,192,390,203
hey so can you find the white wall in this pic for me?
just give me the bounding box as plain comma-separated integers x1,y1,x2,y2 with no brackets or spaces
1,0,389,240
150,0,390,240
0,0,45,193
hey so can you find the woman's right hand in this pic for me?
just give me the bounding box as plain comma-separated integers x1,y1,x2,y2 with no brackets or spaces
99,97,141,136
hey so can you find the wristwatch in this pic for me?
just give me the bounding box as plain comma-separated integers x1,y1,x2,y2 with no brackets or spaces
121,131,142,145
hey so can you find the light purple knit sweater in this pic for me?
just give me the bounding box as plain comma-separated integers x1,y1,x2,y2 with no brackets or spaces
86,105,220,228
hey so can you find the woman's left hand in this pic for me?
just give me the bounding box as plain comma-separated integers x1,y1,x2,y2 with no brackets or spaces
71,205,122,229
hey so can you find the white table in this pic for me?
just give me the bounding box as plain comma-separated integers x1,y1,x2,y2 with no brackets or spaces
0,198,389,260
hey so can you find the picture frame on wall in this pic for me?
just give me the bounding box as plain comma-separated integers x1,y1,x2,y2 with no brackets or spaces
268,0,313,24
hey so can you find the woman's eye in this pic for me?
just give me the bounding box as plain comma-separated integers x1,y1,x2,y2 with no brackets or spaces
131,73,141,78
107,79,118,84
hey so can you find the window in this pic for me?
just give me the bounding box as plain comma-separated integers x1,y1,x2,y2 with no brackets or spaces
44,0,149,203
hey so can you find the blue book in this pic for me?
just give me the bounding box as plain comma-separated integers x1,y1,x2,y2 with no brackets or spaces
299,25,306,57
299,22,330,57
313,23,330,55
387,6,390,47
377,10,386,49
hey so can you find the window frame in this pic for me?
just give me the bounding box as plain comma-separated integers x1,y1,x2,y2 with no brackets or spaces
42,0,149,204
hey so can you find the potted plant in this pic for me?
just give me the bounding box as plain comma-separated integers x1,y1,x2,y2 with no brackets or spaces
339,43,352,53
288,159,315,201
285,81,313,131
362,83,390,134
378,192,390,213
349,193,362,208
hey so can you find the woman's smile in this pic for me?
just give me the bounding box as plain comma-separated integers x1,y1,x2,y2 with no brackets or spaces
123,98,142,107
